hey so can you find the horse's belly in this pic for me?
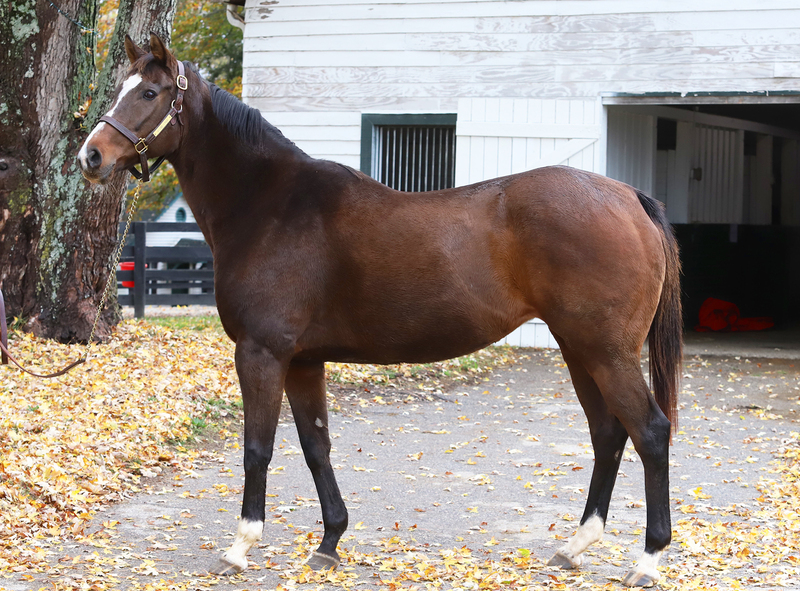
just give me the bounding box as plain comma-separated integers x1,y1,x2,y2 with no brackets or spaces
301,292,530,365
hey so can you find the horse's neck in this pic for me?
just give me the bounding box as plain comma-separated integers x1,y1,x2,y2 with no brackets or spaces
169,98,308,240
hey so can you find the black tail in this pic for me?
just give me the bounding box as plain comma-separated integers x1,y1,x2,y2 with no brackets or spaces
636,190,682,434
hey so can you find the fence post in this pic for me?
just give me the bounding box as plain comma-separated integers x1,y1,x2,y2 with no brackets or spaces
133,222,146,319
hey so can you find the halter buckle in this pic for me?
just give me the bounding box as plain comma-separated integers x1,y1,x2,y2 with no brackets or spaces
134,139,148,154
177,74,188,91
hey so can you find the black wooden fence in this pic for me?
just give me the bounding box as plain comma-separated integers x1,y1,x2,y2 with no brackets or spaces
116,222,214,318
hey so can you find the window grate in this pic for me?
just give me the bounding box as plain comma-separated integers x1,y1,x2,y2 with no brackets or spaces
372,125,455,192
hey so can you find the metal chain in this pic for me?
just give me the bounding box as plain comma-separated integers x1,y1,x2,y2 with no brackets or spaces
85,181,143,361
49,1,96,34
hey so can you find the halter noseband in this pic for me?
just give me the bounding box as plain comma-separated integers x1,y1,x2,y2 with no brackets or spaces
100,61,187,182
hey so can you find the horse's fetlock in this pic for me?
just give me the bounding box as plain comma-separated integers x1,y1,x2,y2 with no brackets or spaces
330,506,348,534
646,523,671,552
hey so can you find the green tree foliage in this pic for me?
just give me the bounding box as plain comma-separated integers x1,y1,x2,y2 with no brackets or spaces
171,0,243,96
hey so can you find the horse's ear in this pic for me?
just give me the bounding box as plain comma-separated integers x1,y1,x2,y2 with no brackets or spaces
124,35,146,64
149,33,176,67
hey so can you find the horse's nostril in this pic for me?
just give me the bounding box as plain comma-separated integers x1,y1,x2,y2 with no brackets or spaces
87,147,102,169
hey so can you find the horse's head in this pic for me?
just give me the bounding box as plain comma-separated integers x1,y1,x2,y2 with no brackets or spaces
79,33,187,184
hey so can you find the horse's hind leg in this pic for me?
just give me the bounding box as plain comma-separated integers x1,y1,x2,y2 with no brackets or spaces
284,360,348,570
590,356,672,588
548,341,629,569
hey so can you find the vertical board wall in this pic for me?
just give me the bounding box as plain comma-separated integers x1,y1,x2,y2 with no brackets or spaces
606,109,656,197
688,125,744,223
455,97,603,186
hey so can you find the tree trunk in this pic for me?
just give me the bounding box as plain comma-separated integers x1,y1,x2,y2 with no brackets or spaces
0,0,176,342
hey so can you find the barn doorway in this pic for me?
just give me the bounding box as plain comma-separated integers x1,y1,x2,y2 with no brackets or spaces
604,97,800,346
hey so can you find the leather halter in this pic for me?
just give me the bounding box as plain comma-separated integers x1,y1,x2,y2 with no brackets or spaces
100,61,187,182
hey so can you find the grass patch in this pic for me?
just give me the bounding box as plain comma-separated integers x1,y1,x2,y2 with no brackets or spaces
143,314,223,332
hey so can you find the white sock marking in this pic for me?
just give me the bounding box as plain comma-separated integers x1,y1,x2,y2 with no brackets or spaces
222,518,263,570
564,514,604,556
632,549,663,577
552,513,605,566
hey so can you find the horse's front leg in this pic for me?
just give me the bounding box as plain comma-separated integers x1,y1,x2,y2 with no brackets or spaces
285,360,348,569
210,339,288,575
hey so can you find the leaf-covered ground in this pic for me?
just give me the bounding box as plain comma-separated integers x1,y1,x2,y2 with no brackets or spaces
0,320,522,589
1,320,799,590
0,322,239,579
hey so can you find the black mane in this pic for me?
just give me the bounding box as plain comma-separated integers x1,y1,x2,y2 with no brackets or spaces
185,63,296,149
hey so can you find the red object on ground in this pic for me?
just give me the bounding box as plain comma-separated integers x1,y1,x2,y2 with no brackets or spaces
695,297,774,332
120,262,135,288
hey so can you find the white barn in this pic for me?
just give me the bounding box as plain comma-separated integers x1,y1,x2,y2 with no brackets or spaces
228,0,800,346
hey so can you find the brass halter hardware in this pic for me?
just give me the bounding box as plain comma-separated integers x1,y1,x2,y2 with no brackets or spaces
100,61,187,182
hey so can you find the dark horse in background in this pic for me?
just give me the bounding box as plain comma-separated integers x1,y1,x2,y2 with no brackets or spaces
79,35,682,588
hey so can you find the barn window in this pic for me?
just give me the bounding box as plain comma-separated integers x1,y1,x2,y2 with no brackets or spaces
175,207,187,223
361,114,457,192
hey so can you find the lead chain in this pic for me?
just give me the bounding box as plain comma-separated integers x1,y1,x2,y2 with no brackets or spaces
85,181,143,360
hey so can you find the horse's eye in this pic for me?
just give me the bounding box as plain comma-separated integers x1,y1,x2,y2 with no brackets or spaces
143,89,157,101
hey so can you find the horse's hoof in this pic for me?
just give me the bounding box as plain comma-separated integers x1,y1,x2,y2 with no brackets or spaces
306,551,340,571
622,568,659,588
209,556,246,576
547,549,582,569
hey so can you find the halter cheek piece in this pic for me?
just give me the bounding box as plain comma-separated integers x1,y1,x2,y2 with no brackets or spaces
100,61,187,182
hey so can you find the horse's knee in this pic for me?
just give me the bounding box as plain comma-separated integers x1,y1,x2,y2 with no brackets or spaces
244,441,273,475
589,421,628,456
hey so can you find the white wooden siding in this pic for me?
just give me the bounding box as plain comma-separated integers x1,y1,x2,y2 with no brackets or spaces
455,97,601,187
242,0,800,187
606,109,656,197
244,1,800,115
259,111,361,167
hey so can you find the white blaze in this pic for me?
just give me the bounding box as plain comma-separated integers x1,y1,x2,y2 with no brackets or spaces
78,74,144,167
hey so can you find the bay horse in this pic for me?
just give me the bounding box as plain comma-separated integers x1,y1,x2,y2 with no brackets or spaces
78,34,682,588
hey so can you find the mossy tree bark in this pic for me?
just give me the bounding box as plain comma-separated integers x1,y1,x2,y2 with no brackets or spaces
0,0,176,342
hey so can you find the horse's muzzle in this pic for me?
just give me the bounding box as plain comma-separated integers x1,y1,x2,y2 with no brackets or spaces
78,145,116,184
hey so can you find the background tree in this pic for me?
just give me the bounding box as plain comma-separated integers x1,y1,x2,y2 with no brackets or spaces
0,0,176,341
